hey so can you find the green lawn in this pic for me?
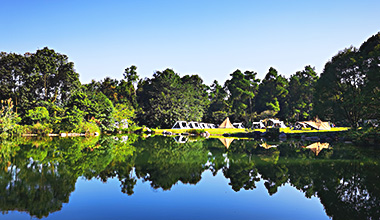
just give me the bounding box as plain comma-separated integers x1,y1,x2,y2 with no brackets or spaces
152,127,350,136
152,128,246,135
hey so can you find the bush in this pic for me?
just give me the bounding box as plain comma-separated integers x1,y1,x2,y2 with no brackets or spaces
0,99,21,137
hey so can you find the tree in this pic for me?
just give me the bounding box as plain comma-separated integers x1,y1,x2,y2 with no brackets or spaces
0,48,80,118
0,99,21,137
204,80,228,124
359,32,380,121
122,65,139,108
136,68,208,128
65,88,115,131
314,47,365,127
224,69,260,123
286,66,318,122
255,67,288,118
0,52,25,112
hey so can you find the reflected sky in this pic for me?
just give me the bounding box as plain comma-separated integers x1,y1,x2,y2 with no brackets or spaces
27,170,328,220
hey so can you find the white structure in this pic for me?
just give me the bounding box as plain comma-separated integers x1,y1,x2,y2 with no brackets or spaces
232,123,245,129
208,124,216,129
188,121,201,129
252,119,287,129
264,119,287,128
199,123,210,129
172,121,189,129
252,121,266,129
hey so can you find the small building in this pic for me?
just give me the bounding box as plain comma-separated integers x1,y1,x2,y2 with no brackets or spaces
172,121,189,129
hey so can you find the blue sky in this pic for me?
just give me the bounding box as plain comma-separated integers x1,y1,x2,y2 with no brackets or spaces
1,0,380,85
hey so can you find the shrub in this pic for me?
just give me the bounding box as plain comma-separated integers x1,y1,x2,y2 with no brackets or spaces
0,99,21,137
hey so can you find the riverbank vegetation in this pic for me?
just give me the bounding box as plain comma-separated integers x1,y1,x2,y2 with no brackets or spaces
1,32,379,138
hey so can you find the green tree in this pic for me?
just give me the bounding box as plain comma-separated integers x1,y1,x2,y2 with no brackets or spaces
0,99,21,137
122,65,139,108
359,32,380,121
26,107,50,124
0,48,80,119
137,69,207,128
0,52,26,113
256,67,288,118
224,69,260,123
286,66,318,122
204,80,228,124
314,47,364,127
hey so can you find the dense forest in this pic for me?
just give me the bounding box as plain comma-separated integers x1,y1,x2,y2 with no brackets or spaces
1,32,379,135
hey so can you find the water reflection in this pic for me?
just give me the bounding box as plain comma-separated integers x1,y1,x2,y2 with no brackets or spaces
0,135,379,219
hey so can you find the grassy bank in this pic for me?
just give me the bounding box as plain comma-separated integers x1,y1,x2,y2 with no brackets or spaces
153,127,350,135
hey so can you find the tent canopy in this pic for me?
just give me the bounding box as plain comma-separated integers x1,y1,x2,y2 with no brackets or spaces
219,117,235,129
297,118,331,130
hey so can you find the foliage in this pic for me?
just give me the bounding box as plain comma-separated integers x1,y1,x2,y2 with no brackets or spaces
286,66,318,122
26,106,49,124
137,69,208,128
314,32,380,127
255,67,288,117
0,48,80,118
204,80,228,123
114,103,135,129
224,69,260,123
0,99,21,137
65,89,115,132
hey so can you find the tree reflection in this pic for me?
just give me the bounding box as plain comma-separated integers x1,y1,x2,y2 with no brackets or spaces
133,136,208,190
0,136,379,219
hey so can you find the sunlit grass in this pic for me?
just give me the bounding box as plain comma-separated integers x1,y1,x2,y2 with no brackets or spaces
153,127,350,135
153,128,246,134
280,127,350,133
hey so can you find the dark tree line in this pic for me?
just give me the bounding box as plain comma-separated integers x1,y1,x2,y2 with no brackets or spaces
1,32,380,130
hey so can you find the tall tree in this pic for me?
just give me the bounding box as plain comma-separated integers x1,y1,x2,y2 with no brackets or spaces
136,68,207,128
286,66,318,122
0,52,25,112
255,67,288,118
122,65,139,108
314,47,365,127
204,80,228,124
359,32,380,121
224,69,260,123
0,48,80,117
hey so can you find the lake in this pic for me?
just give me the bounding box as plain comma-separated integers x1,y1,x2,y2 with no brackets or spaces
0,135,379,219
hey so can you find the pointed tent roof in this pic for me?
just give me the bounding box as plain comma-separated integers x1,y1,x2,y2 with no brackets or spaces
298,117,331,130
218,138,235,149
219,117,235,129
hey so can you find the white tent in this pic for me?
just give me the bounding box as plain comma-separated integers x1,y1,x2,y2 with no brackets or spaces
233,123,244,129
252,121,265,129
172,121,189,129
188,121,201,129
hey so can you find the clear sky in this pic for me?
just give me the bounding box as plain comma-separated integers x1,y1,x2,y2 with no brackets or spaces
1,0,380,85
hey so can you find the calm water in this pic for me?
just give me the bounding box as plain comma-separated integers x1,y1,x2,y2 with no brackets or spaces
0,135,379,220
